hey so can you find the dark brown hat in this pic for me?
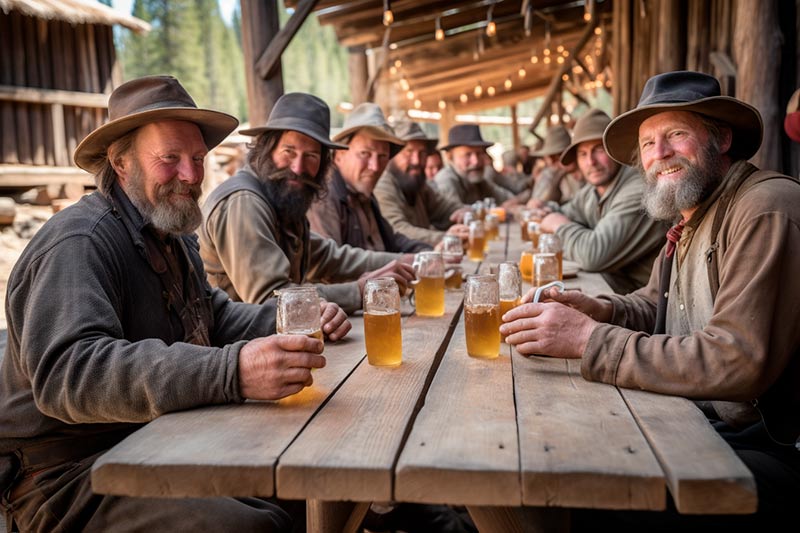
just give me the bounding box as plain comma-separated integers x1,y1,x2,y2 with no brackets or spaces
239,92,348,150
560,109,612,165
531,125,571,157
392,120,438,154
332,102,405,157
74,75,238,173
438,124,493,151
604,70,763,165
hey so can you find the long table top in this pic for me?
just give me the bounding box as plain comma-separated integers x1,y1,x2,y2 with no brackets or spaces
92,220,756,531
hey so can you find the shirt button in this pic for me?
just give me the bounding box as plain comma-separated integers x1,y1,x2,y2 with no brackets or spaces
679,304,685,310
664,291,669,298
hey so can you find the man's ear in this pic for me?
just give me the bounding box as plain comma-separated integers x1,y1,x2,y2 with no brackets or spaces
108,147,130,182
718,126,733,155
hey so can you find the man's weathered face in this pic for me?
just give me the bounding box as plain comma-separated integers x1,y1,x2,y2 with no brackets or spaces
575,139,620,190
335,131,391,196
271,130,322,180
391,139,429,184
638,110,729,220
118,120,206,235
425,152,443,180
449,146,485,183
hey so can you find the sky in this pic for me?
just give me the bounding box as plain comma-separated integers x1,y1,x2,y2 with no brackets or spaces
111,0,238,24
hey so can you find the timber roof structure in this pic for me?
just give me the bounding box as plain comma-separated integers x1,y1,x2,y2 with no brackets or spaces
0,0,150,33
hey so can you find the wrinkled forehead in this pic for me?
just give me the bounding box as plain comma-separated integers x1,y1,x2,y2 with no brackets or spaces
346,131,391,155
276,129,322,153
638,110,707,139
136,120,206,150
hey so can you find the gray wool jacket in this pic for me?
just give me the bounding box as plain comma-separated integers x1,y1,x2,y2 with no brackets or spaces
0,184,275,456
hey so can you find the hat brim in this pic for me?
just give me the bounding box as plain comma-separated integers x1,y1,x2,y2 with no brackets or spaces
74,107,239,173
438,140,493,151
239,118,348,150
332,125,406,158
560,132,604,165
603,97,763,166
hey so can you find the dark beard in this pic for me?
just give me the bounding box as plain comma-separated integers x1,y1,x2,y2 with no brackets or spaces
253,157,323,224
390,161,425,202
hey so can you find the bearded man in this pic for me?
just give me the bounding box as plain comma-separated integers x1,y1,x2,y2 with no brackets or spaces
374,120,469,247
433,124,519,207
0,76,351,532
199,93,414,314
502,70,800,530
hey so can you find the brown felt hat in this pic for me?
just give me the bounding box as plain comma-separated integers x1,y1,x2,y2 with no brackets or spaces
393,120,438,154
239,92,348,150
332,102,405,157
74,75,238,173
560,109,612,165
604,70,763,165
531,125,571,157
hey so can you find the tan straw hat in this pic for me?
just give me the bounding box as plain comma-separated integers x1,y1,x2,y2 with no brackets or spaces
332,103,405,157
74,75,238,173
603,70,763,165
560,109,612,165
531,125,571,157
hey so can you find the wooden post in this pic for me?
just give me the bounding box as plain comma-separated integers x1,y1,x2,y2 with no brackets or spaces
686,0,711,72
510,104,520,152
348,46,369,105
656,0,685,73
612,0,632,116
241,0,284,126
733,0,781,170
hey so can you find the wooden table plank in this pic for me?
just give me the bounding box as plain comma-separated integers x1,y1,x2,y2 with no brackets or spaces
514,355,665,510
91,319,368,498
275,291,463,502
620,389,757,514
394,321,521,506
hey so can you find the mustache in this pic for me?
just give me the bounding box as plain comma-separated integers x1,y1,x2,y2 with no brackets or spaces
269,167,324,192
161,182,201,201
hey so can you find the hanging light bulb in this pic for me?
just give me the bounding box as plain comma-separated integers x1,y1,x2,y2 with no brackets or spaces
543,56,551,65
459,93,468,103
594,26,602,36
556,56,565,64
399,77,410,91
382,0,393,26
406,90,414,100
435,16,444,41
487,86,496,97
584,0,592,21
518,67,526,79
504,77,512,90
438,100,447,110
390,66,397,76
530,54,539,65
414,99,422,109
485,2,496,37
394,59,402,68
474,82,483,98
561,73,569,81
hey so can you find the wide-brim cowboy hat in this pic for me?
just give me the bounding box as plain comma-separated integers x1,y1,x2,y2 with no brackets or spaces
437,124,493,151
74,75,238,173
560,109,612,165
603,70,763,166
239,92,348,150
331,102,405,157
393,119,438,154
532,125,571,157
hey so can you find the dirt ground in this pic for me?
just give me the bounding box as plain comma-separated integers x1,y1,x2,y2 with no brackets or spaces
0,203,55,331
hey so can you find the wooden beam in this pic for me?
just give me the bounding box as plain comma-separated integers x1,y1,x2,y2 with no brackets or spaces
510,104,520,152
241,0,284,124
528,14,599,133
348,46,368,105
0,85,109,108
255,0,319,79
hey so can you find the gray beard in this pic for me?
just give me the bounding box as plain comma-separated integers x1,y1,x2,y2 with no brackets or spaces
125,163,203,235
640,143,724,222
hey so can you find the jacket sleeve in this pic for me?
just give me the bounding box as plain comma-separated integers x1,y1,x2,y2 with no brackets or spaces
433,171,466,207
582,190,800,402
307,195,344,245
374,181,448,246
10,235,246,424
556,178,665,272
203,191,301,304
425,187,464,230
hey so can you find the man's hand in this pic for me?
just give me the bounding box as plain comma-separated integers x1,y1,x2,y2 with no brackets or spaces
446,223,469,243
499,301,597,358
520,287,613,322
319,300,350,341
449,206,472,224
358,260,416,299
540,212,571,233
526,198,546,210
239,335,326,400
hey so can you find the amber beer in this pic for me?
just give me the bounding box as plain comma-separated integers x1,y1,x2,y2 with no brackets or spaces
465,304,501,358
364,310,402,366
415,275,445,316
468,220,486,261
519,249,533,282
445,267,463,290
499,297,521,316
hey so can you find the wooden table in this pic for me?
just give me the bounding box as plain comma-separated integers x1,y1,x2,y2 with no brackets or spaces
92,221,756,532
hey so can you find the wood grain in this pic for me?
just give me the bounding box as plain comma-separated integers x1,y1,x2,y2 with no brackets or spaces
91,319,368,498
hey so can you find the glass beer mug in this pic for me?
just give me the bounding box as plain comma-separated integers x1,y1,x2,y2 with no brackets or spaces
413,251,445,317
468,220,486,262
464,274,501,359
538,233,563,280
441,234,464,263
276,286,323,343
363,278,403,367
